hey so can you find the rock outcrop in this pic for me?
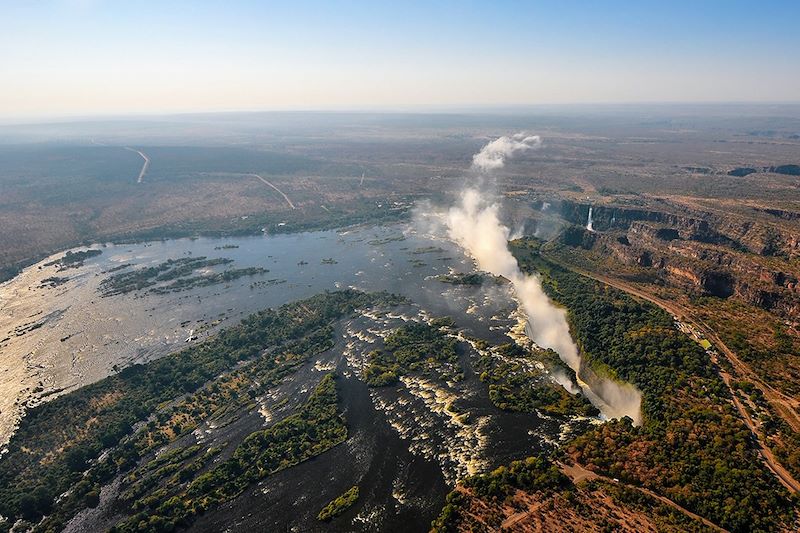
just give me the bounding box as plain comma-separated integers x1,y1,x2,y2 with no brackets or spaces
554,200,800,320
559,199,800,258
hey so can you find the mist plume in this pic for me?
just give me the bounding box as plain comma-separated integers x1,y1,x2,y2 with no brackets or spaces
471,133,541,171
421,134,642,424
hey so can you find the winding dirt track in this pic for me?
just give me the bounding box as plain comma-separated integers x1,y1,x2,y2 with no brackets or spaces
559,462,729,532
124,147,150,183
246,173,296,209
541,252,800,495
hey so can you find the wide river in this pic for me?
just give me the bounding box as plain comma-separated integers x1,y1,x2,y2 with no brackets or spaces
0,223,542,447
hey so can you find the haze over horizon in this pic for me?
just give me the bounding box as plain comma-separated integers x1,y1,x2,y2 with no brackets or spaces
3,0,799,120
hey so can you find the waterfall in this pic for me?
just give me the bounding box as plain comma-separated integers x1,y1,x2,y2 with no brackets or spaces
433,189,642,424
586,206,594,232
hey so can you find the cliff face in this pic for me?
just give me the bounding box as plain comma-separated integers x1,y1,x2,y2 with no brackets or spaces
561,200,716,240
556,201,800,319
560,199,800,258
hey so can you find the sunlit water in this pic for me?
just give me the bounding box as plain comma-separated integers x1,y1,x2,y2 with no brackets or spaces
0,223,565,447
2,223,615,530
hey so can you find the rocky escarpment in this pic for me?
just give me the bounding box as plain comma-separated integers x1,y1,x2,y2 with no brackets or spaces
607,229,738,298
557,219,800,320
754,207,800,222
560,200,710,235
560,199,800,258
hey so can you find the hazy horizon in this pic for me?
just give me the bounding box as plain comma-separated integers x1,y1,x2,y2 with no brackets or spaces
3,0,799,120
4,102,800,129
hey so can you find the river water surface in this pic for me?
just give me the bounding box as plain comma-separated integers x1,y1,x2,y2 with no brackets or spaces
1,222,611,531
0,223,579,446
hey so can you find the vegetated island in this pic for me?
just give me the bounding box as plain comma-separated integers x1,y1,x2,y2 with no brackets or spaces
98,256,267,296
42,249,102,271
435,272,507,286
317,485,360,522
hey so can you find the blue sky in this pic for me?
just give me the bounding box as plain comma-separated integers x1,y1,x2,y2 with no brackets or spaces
2,0,798,118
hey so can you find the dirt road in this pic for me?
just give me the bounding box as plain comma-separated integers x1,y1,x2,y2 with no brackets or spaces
124,147,150,183
559,462,729,532
246,174,296,209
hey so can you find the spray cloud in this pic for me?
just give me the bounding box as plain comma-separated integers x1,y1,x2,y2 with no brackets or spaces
471,133,541,171
425,134,641,424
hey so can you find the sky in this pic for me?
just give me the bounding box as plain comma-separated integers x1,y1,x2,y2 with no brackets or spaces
2,0,799,119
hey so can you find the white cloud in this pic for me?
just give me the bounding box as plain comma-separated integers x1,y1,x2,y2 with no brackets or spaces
471,132,541,171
